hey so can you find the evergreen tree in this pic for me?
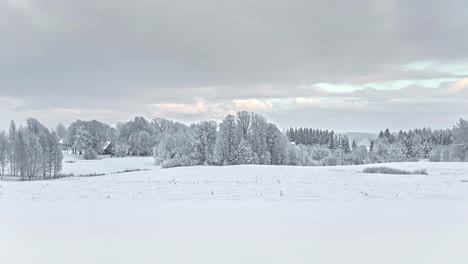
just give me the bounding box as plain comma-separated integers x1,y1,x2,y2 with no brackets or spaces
384,128,391,138
378,131,384,138
328,131,335,149
351,139,357,150
343,136,351,153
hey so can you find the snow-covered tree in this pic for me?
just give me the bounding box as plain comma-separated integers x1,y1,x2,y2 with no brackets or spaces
285,143,300,165
349,146,368,165
115,143,130,157
50,131,63,177
266,123,288,165
153,131,191,166
249,113,270,164
8,121,17,176
235,138,257,164
190,121,217,165
129,131,154,156
214,114,240,165
453,118,468,146
115,117,157,156
0,131,9,176
137,131,154,156
236,111,251,140
68,120,110,159
328,131,336,149
55,123,67,140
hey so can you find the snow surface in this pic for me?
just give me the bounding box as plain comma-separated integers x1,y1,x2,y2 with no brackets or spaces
1,157,468,264
2,157,468,201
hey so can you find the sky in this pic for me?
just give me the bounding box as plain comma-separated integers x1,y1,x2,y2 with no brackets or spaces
1,0,468,132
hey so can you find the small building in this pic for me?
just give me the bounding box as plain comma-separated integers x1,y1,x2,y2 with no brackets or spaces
101,141,115,156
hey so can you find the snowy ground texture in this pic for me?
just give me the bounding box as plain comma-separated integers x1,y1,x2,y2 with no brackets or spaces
1,157,468,264
2,156,468,201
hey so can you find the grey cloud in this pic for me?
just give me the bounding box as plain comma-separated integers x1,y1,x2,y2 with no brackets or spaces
140,79,468,132
282,79,468,131
0,0,467,130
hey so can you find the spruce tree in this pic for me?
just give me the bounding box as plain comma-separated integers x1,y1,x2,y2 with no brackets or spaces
352,139,357,150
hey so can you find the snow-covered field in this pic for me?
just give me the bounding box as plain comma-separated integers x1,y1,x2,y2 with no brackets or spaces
2,156,468,201
1,157,468,264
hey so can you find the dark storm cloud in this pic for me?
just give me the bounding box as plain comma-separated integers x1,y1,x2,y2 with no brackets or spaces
0,0,467,130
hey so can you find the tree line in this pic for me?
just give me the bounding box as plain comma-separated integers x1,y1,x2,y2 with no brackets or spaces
4,113,466,176
370,121,467,163
58,111,468,168
286,128,351,151
285,119,467,165
154,111,290,167
58,111,293,167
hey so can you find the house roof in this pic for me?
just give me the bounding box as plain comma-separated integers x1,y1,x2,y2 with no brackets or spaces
102,141,112,150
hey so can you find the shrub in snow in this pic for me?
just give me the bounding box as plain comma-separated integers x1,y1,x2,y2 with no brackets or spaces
349,146,368,165
161,155,192,169
363,166,428,175
83,148,98,160
115,144,129,158
307,160,322,166
429,145,468,162
309,146,331,161
321,156,338,166
428,146,442,162
161,159,180,169
450,145,467,162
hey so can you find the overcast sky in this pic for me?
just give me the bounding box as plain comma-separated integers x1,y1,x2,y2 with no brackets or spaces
1,0,467,132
